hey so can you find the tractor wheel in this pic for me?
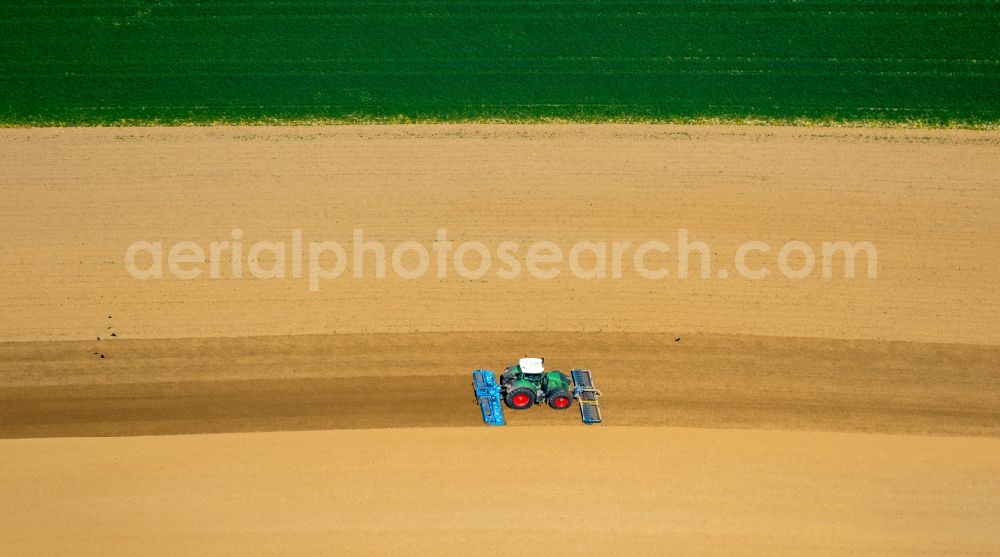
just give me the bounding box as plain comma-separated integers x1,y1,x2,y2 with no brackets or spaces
505,387,535,410
547,390,573,410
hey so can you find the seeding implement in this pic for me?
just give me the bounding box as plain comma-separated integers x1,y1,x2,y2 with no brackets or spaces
472,357,602,426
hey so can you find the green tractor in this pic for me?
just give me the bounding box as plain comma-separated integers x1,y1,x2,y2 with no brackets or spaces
500,357,574,410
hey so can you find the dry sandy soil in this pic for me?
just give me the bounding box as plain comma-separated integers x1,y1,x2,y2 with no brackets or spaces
2,125,999,555
2,125,999,343
5,427,999,556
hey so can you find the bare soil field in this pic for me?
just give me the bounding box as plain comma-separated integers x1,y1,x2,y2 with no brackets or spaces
2,125,999,555
1,125,998,344
5,427,1000,556
1,332,998,439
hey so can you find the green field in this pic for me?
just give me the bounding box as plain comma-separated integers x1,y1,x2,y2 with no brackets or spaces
2,1,999,126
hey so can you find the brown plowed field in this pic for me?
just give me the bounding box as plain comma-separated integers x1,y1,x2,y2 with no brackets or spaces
2,125,999,555
1,332,998,438
2,125,998,344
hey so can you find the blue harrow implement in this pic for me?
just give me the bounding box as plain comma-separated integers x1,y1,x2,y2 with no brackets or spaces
472,369,506,426
571,369,603,424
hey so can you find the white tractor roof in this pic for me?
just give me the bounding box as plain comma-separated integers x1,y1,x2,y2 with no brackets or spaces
519,357,545,375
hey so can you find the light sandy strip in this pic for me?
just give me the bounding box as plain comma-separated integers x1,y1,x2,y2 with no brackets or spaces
2,125,998,344
3,426,999,556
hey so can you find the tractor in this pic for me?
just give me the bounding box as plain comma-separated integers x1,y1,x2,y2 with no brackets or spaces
499,357,574,410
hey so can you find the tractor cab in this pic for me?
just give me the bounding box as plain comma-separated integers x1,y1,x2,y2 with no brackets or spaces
518,357,545,376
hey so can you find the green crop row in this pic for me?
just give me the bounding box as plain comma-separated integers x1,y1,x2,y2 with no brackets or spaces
2,1,998,126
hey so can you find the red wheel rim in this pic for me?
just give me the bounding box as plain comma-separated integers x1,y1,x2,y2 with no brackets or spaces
512,393,531,407
553,396,570,409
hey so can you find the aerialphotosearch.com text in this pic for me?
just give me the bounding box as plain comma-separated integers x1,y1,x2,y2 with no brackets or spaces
124,228,878,291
